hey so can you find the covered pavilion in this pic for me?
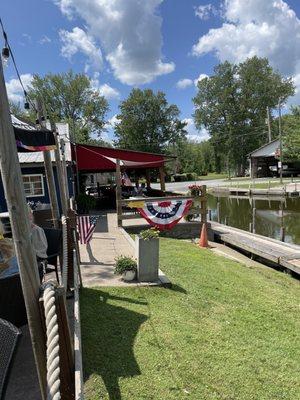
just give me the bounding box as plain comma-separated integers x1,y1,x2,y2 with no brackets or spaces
72,143,175,192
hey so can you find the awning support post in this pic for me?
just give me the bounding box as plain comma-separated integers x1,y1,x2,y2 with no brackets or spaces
0,59,47,398
159,166,166,192
116,159,122,227
146,169,151,189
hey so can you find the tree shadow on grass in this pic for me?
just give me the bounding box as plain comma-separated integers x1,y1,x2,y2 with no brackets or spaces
81,288,148,400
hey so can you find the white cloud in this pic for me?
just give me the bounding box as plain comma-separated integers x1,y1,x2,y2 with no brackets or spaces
103,114,119,141
90,75,120,100
192,0,300,104
176,78,193,89
6,74,33,103
108,114,119,128
59,27,102,70
194,73,209,87
39,35,52,44
98,84,120,100
195,4,218,20
54,0,175,85
183,118,209,142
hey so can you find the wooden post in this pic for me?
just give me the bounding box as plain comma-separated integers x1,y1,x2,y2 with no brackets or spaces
116,159,122,227
39,286,75,400
60,138,70,203
200,185,207,223
208,209,212,221
51,122,68,216
0,60,47,398
159,166,166,192
252,207,256,234
55,287,75,399
36,100,60,228
217,198,221,223
145,169,151,189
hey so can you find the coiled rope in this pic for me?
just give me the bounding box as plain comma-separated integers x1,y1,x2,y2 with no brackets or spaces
43,282,61,400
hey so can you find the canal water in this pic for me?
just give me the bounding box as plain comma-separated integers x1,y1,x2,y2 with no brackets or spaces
207,194,300,246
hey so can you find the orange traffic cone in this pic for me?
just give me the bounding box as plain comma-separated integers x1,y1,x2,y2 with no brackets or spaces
199,223,209,248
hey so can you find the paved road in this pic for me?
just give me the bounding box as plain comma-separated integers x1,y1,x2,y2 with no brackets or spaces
152,179,226,193
152,177,300,194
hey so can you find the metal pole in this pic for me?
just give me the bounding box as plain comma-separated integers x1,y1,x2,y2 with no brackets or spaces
0,59,47,398
266,106,272,142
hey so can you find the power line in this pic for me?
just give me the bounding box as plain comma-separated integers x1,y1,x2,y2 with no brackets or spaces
0,17,37,112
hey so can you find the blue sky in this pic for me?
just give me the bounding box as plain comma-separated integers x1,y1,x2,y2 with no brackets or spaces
1,0,300,142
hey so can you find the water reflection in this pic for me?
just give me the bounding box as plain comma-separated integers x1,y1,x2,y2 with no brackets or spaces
207,194,300,245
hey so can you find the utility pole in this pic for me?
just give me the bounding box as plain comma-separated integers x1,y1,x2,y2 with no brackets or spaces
0,58,47,398
36,99,60,228
266,106,272,142
278,100,283,184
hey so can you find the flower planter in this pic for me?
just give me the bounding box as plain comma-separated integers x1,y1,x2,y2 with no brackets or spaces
136,236,159,282
122,270,136,282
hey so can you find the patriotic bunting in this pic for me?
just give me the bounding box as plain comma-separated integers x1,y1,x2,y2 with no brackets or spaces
137,199,192,230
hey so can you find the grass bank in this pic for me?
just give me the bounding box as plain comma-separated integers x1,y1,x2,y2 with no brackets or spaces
81,238,300,400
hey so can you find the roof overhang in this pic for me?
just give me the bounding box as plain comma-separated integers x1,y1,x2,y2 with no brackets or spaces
73,144,174,172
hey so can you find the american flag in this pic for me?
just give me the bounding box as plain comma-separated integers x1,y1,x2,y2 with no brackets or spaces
77,215,99,244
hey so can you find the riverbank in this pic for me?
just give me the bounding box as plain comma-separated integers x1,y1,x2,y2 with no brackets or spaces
82,238,300,400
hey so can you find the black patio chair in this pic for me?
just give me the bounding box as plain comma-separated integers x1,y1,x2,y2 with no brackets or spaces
0,274,27,327
43,228,62,283
0,318,21,399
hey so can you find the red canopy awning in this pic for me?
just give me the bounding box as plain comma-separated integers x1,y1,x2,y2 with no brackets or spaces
73,144,171,172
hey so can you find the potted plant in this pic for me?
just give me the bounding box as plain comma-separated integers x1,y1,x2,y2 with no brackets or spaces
136,227,159,282
188,184,203,197
114,256,137,282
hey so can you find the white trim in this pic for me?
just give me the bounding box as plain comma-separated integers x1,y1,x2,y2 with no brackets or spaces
22,173,45,198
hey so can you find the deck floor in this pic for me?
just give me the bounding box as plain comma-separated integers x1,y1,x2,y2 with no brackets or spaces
211,221,300,274
79,211,139,287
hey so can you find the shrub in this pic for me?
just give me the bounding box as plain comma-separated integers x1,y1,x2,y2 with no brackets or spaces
186,172,197,181
173,173,188,182
114,256,137,275
139,227,160,240
76,193,97,213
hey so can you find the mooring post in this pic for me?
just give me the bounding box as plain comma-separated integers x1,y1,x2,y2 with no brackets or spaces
208,209,212,221
252,207,256,234
0,59,47,398
217,199,221,223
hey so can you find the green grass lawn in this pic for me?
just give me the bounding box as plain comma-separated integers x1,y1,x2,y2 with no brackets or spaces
197,172,228,181
81,238,300,400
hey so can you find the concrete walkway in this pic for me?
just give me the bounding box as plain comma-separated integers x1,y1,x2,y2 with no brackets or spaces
79,211,139,287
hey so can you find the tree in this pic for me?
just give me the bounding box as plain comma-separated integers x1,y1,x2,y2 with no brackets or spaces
24,71,109,144
114,88,187,153
193,57,295,175
282,107,300,161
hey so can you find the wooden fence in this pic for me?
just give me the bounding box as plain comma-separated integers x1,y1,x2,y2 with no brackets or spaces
117,185,207,226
